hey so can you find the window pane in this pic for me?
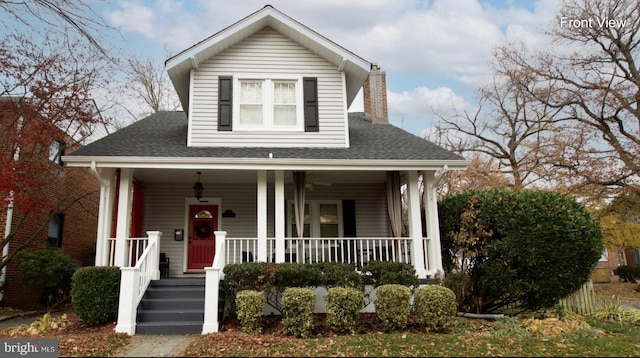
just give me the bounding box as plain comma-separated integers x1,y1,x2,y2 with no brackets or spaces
273,81,296,126
274,82,295,104
274,105,296,126
320,224,339,237
320,204,338,224
240,81,263,125
49,141,61,164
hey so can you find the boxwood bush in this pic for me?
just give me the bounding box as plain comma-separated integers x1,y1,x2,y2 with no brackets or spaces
236,290,266,334
325,287,364,334
414,285,457,331
439,189,603,313
71,266,121,325
375,284,411,331
362,261,419,288
281,287,316,338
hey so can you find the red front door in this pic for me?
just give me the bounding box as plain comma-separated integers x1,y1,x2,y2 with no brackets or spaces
187,205,218,270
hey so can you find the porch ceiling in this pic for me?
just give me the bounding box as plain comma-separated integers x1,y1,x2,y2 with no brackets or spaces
131,168,387,184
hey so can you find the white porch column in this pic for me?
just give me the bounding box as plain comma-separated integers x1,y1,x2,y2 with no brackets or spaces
257,170,268,262
406,170,427,278
114,168,134,268
274,171,285,263
95,168,115,266
423,171,444,275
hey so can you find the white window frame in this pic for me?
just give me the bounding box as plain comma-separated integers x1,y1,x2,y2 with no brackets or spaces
287,200,343,238
233,74,304,131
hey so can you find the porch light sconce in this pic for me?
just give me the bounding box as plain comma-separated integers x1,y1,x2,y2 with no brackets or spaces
222,209,236,218
193,171,204,199
174,229,184,241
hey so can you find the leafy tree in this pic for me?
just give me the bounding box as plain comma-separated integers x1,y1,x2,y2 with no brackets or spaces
0,33,112,272
597,193,640,250
439,189,603,313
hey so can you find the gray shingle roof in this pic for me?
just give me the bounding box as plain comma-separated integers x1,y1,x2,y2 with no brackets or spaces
68,111,465,161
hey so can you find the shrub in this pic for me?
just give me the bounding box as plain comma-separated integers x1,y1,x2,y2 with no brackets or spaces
236,290,265,334
325,287,364,334
362,261,419,288
439,189,603,313
442,272,472,312
281,287,316,338
614,265,640,282
314,262,363,289
224,262,364,314
414,285,457,331
375,284,411,331
15,249,79,292
71,266,121,325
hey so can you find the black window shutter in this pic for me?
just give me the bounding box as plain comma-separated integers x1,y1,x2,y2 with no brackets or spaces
218,76,233,131
342,200,357,237
303,77,319,132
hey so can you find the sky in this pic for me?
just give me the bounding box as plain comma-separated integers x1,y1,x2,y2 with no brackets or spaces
8,0,566,137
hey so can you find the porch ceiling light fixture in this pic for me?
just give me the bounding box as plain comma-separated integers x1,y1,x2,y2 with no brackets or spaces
193,171,205,199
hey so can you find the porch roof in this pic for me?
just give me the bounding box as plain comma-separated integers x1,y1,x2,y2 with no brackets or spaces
64,112,468,169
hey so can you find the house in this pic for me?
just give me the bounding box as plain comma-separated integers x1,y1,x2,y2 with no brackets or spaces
63,5,469,334
0,97,102,309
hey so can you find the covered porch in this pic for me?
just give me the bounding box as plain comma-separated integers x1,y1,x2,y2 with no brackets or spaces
88,164,449,334
96,167,446,277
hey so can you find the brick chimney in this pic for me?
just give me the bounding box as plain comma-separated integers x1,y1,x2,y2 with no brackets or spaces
363,64,388,124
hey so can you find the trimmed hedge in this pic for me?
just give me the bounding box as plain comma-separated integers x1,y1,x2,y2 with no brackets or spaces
375,284,411,331
281,287,316,338
325,287,364,334
414,285,457,331
362,261,419,288
236,290,266,334
71,266,121,325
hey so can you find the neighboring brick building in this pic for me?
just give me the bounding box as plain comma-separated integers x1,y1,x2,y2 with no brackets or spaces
0,98,101,309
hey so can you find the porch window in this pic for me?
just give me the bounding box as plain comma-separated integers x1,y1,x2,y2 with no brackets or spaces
289,201,342,238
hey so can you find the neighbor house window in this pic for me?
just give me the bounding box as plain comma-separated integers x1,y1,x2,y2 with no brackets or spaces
288,201,342,238
234,76,304,130
47,214,64,248
48,140,63,165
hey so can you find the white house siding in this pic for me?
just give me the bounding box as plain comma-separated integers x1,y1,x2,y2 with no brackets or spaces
189,27,348,148
142,180,388,277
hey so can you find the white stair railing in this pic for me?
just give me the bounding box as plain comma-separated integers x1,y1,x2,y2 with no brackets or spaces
202,231,227,334
115,231,162,335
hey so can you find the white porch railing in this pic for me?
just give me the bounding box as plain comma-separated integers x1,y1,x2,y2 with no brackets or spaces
225,237,418,266
106,237,150,267
115,231,162,335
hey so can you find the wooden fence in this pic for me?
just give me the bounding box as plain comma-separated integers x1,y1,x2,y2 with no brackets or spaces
558,279,597,315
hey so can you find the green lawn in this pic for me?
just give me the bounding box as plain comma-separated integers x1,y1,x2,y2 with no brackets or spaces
184,316,640,357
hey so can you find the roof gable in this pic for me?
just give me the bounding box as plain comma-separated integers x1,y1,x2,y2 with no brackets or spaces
165,5,371,112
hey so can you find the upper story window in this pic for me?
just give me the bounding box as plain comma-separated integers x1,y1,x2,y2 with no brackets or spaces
236,77,302,130
48,140,64,165
218,76,319,132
